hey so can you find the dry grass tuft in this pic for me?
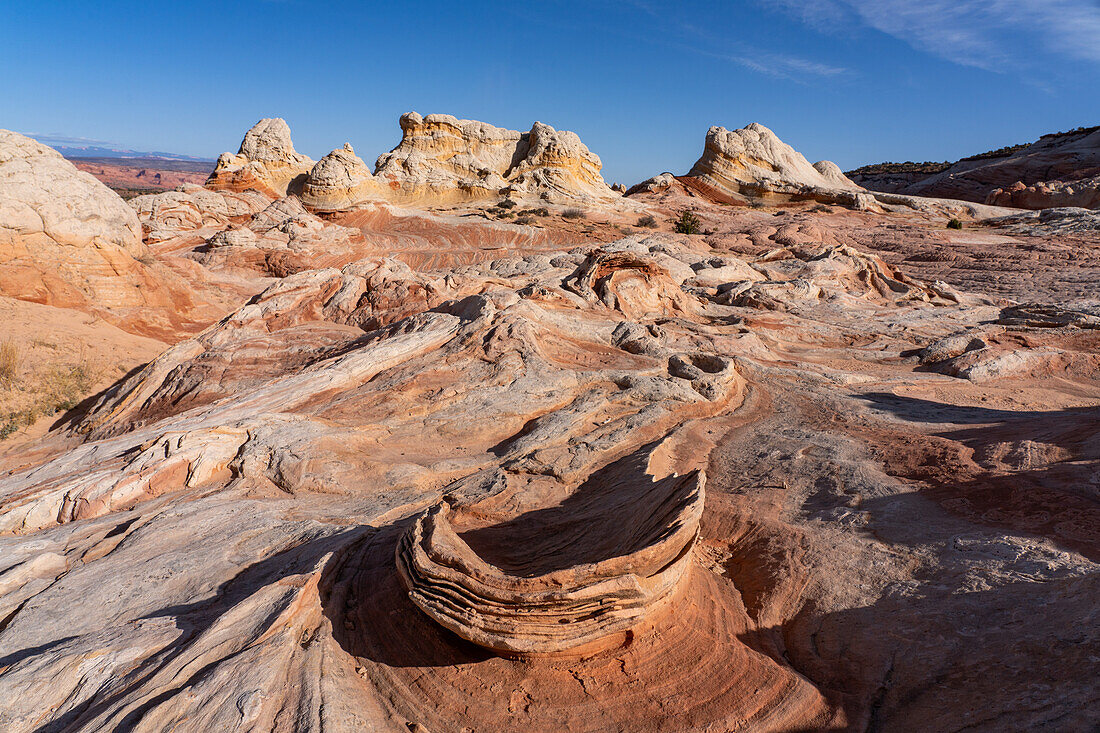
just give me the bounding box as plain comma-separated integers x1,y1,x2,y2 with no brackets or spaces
0,351,98,441
0,340,20,386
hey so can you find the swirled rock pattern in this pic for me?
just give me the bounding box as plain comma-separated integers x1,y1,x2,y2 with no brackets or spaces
687,122,861,200
206,118,315,198
1,135,1099,733
396,465,703,655
129,184,271,242
374,112,620,206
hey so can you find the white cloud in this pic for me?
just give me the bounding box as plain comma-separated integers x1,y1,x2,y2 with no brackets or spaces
773,0,1100,69
723,52,848,79
613,1,849,80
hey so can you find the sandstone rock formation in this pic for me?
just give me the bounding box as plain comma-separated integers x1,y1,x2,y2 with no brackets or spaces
397,460,703,655
686,122,861,200
986,174,1100,209
197,195,366,277
850,125,1100,207
0,130,213,337
206,118,315,198
373,112,620,206
129,184,271,242
299,143,385,212
813,159,857,189
2,119,1099,733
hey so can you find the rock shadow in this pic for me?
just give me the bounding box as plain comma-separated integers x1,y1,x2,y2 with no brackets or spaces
321,519,494,671
740,574,1100,732
458,442,694,576
856,392,1099,560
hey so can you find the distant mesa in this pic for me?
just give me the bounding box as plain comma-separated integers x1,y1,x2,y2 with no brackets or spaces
848,125,1100,209
206,118,315,198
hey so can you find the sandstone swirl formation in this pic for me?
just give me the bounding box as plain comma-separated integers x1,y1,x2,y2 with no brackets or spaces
396,465,703,656
374,112,621,206
687,122,862,201
0,130,215,337
299,143,385,212
206,118,315,198
1,120,1100,733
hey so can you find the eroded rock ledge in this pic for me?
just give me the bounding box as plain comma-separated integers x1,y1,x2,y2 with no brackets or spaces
396,467,704,656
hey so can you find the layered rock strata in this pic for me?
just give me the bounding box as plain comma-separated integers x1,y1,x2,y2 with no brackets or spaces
206,118,314,197
0,130,212,336
852,126,1100,206
374,112,620,206
299,143,385,212
687,123,862,201
396,468,703,655
986,174,1100,210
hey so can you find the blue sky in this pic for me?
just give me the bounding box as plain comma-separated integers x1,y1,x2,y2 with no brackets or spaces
3,1,1097,184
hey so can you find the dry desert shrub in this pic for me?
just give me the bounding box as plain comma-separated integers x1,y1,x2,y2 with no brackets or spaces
0,340,19,385
636,214,658,228
562,208,587,219
0,349,97,441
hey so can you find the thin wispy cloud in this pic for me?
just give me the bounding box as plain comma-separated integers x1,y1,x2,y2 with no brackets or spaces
703,50,848,80
23,133,122,147
772,0,1100,70
616,0,849,80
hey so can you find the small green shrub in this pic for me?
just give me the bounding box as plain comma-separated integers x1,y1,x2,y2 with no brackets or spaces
498,198,517,209
0,416,21,441
562,208,586,220
516,216,534,226
947,218,964,230
636,215,658,229
673,210,701,235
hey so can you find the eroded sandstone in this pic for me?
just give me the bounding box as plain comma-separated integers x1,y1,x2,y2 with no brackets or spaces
374,112,622,207
0,122,1098,733
206,118,315,198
